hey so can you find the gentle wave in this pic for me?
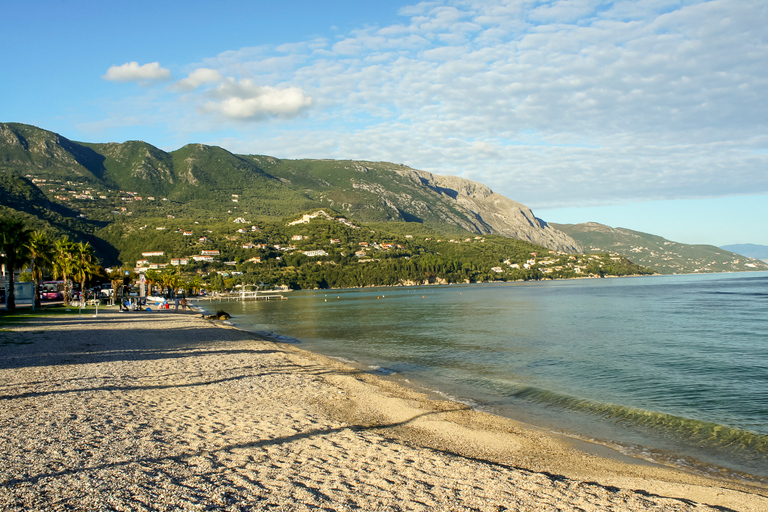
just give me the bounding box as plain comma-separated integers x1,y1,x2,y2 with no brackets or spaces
505,383,768,457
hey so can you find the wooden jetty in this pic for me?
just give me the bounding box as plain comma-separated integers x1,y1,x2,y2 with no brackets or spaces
195,286,287,302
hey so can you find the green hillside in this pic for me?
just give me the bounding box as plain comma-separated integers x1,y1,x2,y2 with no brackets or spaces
1,122,763,281
553,222,768,274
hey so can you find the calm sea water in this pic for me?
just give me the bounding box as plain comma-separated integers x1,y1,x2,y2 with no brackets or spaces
200,272,768,479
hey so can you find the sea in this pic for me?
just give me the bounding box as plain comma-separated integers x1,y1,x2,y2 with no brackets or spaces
198,272,768,481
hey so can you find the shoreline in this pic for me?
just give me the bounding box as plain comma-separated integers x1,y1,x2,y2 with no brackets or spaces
1,309,766,510
195,290,768,486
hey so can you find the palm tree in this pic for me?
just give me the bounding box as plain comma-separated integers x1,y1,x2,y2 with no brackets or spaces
107,266,132,307
72,242,96,307
0,217,33,313
52,238,76,305
187,275,202,296
26,231,54,309
143,269,161,297
159,271,180,298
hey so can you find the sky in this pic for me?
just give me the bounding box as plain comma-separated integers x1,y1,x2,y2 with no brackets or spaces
3,0,767,246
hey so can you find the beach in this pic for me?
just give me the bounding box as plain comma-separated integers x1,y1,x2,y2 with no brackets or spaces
0,310,766,511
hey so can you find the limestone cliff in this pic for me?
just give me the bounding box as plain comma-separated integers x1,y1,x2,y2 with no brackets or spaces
401,169,581,253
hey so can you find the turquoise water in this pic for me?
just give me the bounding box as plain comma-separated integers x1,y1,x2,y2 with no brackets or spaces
200,272,768,479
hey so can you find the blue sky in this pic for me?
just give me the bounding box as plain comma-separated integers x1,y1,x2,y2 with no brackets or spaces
3,0,767,246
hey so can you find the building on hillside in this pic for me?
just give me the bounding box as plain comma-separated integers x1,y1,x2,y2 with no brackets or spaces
141,251,165,257
246,257,262,263
201,250,220,256
170,258,189,266
192,255,215,262
303,250,328,257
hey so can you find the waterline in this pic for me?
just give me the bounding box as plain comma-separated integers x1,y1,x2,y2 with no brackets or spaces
199,273,768,479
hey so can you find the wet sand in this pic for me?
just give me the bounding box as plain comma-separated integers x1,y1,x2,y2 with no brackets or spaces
0,310,766,510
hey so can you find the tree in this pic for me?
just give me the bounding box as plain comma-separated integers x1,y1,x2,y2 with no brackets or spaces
72,242,97,307
157,270,180,298
52,238,76,306
143,269,161,297
0,217,33,313
26,231,54,308
108,266,133,306
185,275,202,296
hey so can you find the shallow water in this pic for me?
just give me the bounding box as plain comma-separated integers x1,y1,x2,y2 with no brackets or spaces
200,272,768,479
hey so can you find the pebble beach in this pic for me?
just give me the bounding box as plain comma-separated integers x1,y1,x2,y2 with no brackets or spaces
0,310,766,511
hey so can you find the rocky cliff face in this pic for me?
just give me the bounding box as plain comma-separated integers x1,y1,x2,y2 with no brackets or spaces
401,169,581,253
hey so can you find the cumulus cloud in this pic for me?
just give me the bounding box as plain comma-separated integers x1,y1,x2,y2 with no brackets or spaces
201,79,313,120
172,68,223,91
103,62,171,83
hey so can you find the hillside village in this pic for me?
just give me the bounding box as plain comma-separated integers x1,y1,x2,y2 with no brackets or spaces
3,124,766,279
9,168,658,290
122,209,647,290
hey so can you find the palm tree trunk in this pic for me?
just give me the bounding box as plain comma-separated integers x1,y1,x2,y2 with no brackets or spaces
6,265,16,313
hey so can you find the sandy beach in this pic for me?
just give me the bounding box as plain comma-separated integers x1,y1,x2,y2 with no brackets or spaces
0,309,766,511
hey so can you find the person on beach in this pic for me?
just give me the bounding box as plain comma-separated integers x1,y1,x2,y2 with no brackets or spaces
181,298,188,312
174,296,180,313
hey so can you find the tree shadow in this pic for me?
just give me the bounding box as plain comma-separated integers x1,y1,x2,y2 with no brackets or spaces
0,315,282,370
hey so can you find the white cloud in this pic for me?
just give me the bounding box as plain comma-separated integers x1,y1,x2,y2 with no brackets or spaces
172,68,223,91
98,0,768,209
103,62,171,83
201,79,313,120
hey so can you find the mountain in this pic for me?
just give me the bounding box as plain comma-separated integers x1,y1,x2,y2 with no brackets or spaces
720,244,768,262
554,222,768,274
245,156,579,252
0,122,579,255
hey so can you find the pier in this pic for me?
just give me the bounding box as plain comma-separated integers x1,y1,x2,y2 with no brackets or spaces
194,286,287,302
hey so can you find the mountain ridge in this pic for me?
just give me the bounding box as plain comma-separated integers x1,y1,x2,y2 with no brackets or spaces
720,243,768,262
0,122,579,253
3,122,766,275
554,222,768,274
